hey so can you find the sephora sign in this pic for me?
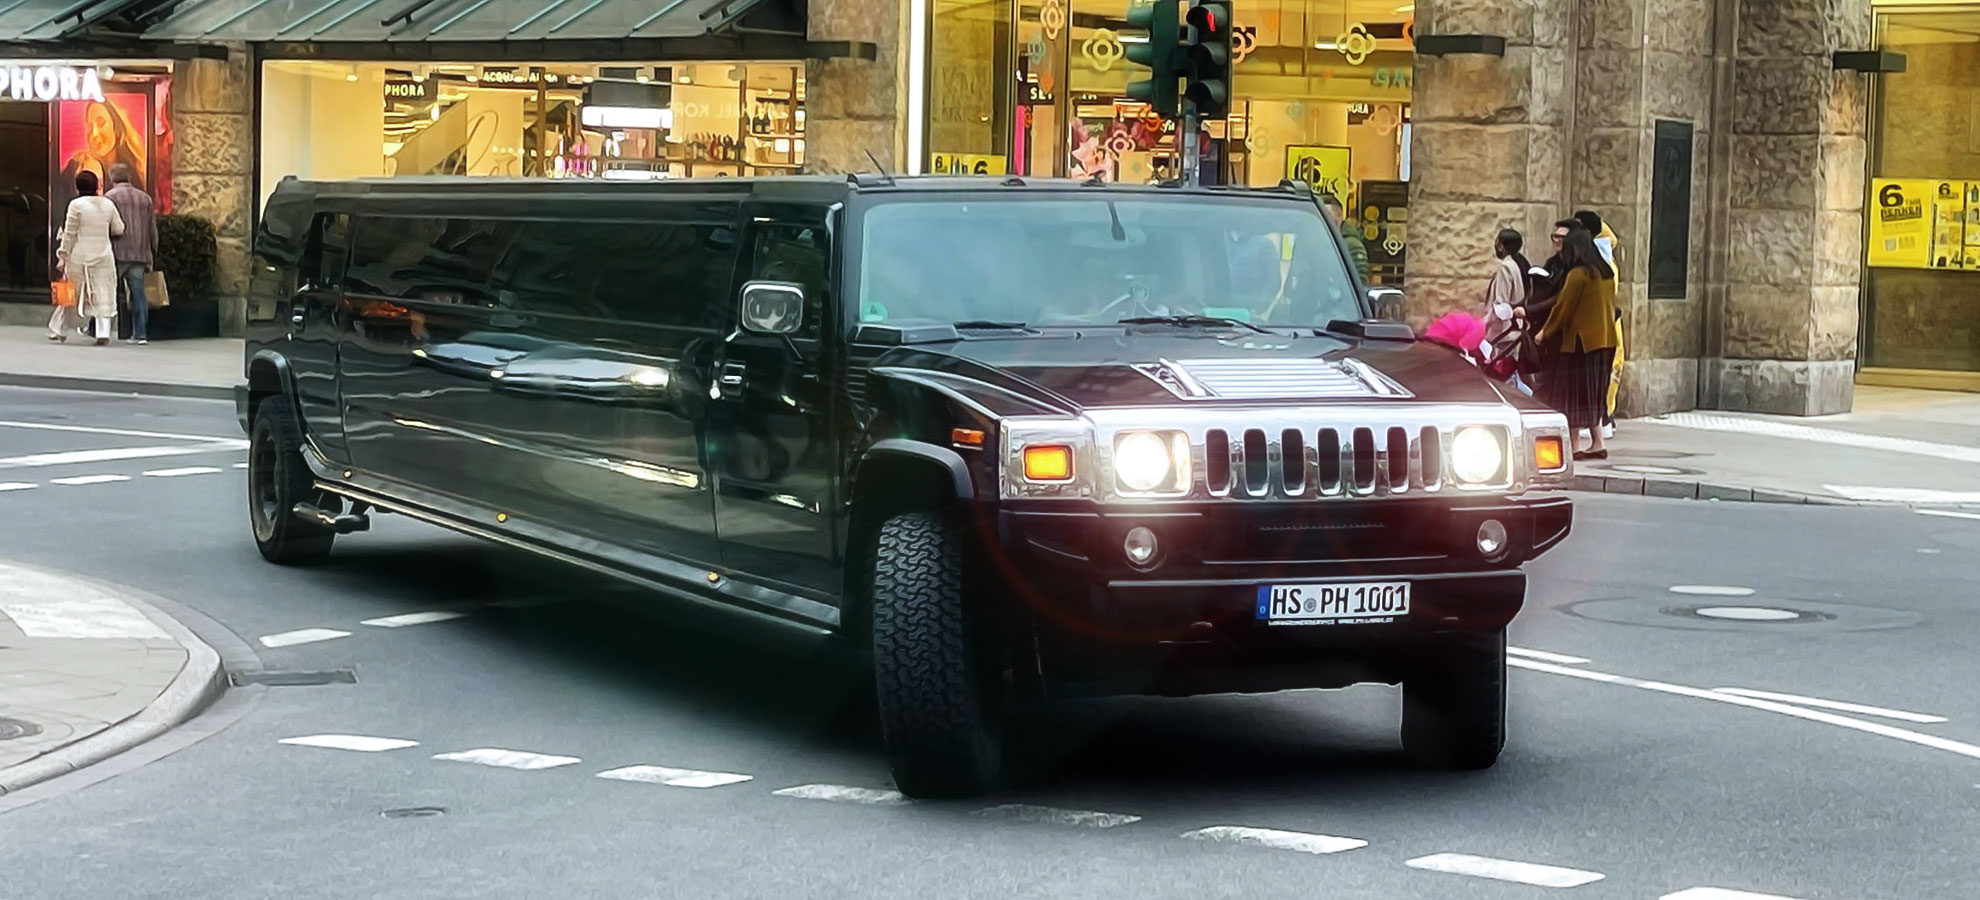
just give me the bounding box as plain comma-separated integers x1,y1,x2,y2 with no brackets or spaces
2,64,108,102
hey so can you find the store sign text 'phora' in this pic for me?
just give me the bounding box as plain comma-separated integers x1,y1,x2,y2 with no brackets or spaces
2,65,107,102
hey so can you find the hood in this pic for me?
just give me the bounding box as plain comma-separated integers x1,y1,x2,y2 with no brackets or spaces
871,330,1511,412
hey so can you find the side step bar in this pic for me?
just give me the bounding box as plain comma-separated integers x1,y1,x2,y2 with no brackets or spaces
292,502,371,534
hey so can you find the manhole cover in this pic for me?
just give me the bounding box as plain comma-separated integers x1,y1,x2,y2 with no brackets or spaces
1559,597,1913,633
0,716,42,741
381,806,446,819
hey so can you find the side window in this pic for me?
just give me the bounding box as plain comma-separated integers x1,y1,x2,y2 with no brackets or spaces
747,224,829,338
301,213,350,288
496,219,734,328
345,216,508,305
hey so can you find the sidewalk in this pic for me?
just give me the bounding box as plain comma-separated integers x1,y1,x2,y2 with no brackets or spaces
1,323,1978,507
0,324,239,400
0,561,223,794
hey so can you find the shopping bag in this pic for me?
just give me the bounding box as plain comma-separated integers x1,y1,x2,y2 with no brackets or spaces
51,279,76,307
144,270,170,308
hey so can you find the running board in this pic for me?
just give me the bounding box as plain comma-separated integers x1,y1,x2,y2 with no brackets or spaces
292,502,371,534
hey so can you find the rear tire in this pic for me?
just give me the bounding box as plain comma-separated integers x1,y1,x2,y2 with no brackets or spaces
870,511,1003,798
1401,630,1507,770
248,399,335,565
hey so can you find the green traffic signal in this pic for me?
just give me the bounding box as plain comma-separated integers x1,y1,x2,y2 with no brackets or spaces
1184,0,1232,119
1124,0,1182,120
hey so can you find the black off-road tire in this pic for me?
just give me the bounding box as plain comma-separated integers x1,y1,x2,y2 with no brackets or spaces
870,511,1003,798
1400,629,1508,770
248,400,335,565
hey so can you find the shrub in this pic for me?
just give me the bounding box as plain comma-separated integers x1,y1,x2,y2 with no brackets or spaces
155,214,216,302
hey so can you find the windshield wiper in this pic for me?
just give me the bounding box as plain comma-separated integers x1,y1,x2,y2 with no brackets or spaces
1118,314,1272,334
953,319,1037,332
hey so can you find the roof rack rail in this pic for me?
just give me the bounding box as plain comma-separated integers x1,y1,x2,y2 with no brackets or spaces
1278,178,1315,199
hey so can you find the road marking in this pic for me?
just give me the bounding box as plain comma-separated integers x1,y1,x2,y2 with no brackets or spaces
1404,853,1605,888
1712,688,1947,724
1919,548,1944,554
1507,646,1590,665
257,628,352,648
596,765,753,788
0,443,246,469
0,563,174,638
1180,825,1367,855
1652,412,1980,465
0,419,245,443
433,748,582,770
1662,889,1808,900
1829,485,1980,504
1511,658,1980,761
233,462,249,469
0,482,34,491
1917,508,1980,522
144,466,223,477
360,611,467,628
50,474,131,485
1669,585,1755,597
973,804,1142,829
1695,606,1799,621
771,784,911,806
278,734,420,752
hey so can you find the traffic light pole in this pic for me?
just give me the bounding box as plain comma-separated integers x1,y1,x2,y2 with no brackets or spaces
1180,102,1200,186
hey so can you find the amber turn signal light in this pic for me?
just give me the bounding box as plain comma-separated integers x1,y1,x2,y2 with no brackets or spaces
951,427,986,448
1534,435,1566,471
1022,444,1074,482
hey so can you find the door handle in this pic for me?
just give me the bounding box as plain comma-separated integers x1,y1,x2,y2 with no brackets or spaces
720,362,747,387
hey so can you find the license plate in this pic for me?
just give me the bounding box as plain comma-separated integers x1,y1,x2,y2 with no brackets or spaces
1256,582,1410,626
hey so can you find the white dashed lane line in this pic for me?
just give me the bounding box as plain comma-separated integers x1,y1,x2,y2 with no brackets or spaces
233,462,249,469
279,734,420,752
1662,889,1808,900
597,766,753,788
0,443,246,469
1405,852,1605,888
772,784,911,806
1917,508,1980,522
973,804,1143,829
258,628,352,648
360,611,467,628
433,748,582,770
50,474,130,486
1506,646,1590,665
0,482,33,491
1711,687,1947,724
1180,825,1367,855
144,466,224,477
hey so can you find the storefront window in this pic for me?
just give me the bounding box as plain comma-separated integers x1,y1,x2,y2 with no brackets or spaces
1862,6,1980,374
258,60,806,211
927,0,1014,173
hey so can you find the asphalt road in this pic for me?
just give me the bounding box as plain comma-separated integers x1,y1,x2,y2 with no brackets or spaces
1,384,1976,900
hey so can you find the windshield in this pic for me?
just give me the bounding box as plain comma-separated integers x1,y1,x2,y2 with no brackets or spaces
855,195,1361,329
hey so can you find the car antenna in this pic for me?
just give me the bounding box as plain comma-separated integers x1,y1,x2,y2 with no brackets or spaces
863,149,896,186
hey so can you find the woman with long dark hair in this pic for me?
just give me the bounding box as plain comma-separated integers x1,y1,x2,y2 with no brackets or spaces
50,170,124,346
1534,221,1617,459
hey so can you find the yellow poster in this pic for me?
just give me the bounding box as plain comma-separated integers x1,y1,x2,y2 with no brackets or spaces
1285,146,1353,207
930,152,1006,176
1869,178,1978,270
1928,180,1970,269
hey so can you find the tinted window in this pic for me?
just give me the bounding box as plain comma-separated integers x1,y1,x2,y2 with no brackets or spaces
493,220,735,327
345,216,510,305
747,224,828,339
304,213,350,288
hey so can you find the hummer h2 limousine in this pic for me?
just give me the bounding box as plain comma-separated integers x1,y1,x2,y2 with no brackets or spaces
238,173,1573,797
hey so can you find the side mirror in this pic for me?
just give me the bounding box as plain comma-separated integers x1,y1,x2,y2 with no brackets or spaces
1367,286,1405,322
740,280,804,335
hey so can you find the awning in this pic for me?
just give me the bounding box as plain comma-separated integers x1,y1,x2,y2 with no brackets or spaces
146,0,779,44
0,0,173,43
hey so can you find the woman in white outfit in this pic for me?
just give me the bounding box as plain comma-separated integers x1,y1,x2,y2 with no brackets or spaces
50,170,124,346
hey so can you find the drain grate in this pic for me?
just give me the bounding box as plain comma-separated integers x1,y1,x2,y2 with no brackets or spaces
0,716,43,741
229,668,358,687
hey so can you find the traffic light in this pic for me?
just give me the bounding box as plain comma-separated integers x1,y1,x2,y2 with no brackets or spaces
1124,0,1183,120
1184,0,1232,119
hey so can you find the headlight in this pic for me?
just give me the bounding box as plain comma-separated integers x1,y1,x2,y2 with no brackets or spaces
1114,430,1191,493
1451,426,1505,484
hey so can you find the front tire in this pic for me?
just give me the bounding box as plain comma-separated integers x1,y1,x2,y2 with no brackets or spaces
870,511,1003,798
1401,630,1507,770
248,399,335,565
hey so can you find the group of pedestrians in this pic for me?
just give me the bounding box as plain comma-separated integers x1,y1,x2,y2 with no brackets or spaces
47,164,156,346
1421,210,1624,461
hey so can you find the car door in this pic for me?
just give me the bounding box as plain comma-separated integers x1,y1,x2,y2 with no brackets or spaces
279,206,352,462
709,203,840,596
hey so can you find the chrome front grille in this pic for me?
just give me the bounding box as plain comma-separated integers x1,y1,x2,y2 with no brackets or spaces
1203,424,1443,498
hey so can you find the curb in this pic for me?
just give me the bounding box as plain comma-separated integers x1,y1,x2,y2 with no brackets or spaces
0,570,228,795
1569,473,1980,511
0,373,234,402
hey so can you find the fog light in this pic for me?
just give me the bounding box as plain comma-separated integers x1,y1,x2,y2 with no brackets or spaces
1124,526,1159,566
1476,518,1509,559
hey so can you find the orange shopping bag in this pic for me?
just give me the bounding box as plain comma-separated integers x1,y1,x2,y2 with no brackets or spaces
50,279,76,307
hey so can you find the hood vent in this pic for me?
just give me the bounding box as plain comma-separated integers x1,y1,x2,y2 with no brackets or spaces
1134,358,1413,401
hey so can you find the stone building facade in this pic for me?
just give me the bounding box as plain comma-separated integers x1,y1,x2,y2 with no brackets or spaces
169,48,255,337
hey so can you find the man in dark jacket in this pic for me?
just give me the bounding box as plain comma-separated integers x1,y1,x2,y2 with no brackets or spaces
1321,194,1369,283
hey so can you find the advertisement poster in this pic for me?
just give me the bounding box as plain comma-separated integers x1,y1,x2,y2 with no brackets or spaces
930,152,1007,176
1868,177,1974,270
1358,179,1409,277
53,87,151,213
1285,145,1352,207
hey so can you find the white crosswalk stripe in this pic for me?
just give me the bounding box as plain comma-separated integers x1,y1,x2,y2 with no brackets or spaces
360,611,467,628
973,804,1141,829
596,766,752,788
279,734,420,752
772,784,910,806
0,482,34,491
258,628,351,648
433,748,581,770
1405,853,1605,888
1181,825,1366,854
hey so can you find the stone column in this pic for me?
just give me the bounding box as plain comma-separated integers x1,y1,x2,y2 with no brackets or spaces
804,0,909,173
1403,0,1570,330
171,46,255,338
1704,0,1871,414
1570,0,1716,417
